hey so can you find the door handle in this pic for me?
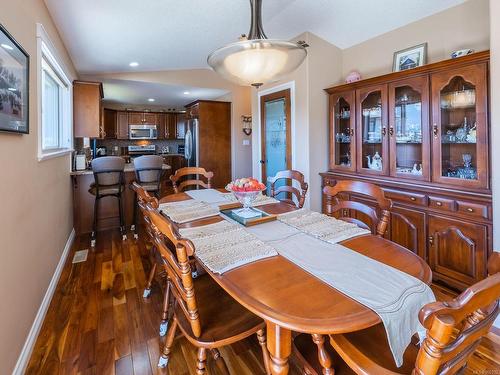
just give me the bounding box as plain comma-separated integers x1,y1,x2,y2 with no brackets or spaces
382,126,387,136
389,127,394,136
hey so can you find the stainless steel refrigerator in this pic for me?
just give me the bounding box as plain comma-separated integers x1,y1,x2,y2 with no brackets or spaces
184,118,199,167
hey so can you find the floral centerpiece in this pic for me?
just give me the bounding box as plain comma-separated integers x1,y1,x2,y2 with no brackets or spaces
226,177,266,214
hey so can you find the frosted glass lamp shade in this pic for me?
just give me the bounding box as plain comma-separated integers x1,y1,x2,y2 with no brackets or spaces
208,39,307,87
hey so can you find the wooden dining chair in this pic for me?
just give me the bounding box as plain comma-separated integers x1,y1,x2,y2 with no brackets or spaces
323,180,392,236
170,166,214,193
145,204,271,374
293,253,500,375
131,182,171,337
267,169,308,208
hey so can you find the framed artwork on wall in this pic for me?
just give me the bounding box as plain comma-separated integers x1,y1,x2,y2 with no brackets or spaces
393,43,427,72
0,24,29,134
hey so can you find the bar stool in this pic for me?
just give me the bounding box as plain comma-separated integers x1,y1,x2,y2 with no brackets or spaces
89,156,126,247
131,155,164,239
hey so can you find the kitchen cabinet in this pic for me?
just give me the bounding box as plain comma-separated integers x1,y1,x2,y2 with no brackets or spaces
117,111,129,139
322,51,492,290
128,112,144,125
175,113,186,139
103,109,116,139
73,81,104,138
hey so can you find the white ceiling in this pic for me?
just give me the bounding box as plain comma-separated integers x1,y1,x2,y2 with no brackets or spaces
45,0,466,74
100,79,228,108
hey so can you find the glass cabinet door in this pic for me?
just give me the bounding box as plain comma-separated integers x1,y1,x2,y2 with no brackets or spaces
431,64,488,189
389,77,429,180
356,85,388,175
329,91,355,171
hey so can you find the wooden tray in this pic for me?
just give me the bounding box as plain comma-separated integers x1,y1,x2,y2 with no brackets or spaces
219,207,277,227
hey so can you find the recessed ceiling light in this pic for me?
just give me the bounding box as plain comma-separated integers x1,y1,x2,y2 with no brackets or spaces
183,91,190,95
1,43,13,50
129,61,139,67
148,98,155,102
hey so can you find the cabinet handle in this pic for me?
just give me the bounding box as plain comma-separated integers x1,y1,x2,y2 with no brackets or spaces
428,235,434,246
467,207,474,212
382,126,387,136
349,128,354,136
389,127,394,136
436,201,442,206
433,124,439,138
410,196,416,201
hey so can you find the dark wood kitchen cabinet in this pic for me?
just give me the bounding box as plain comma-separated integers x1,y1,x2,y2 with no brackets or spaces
128,112,143,125
117,111,129,139
103,109,116,139
322,51,492,291
73,81,104,138
175,113,186,139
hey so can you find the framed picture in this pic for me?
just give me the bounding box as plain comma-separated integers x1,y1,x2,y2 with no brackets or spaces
0,24,29,134
393,43,427,72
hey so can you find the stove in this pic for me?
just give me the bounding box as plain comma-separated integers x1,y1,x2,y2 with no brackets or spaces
128,145,156,155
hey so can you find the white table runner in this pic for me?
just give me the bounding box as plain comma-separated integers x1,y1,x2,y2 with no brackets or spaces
186,188,280,207
246,220,435,367
158,200,219,223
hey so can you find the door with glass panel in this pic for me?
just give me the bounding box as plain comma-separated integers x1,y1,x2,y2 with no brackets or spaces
389,77,430,181
260,89,292,194
431,63,488,189
330,91,356,172
356,85,389,175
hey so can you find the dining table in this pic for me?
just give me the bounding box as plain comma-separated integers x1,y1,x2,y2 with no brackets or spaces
159,191,433,375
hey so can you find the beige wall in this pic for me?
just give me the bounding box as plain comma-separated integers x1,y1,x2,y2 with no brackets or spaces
490,0,500,251
251,32,343,210
85,70,253,179
0,0,77,372
342,0,490,79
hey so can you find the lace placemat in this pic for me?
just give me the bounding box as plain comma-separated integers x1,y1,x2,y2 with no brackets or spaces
278,209,370,243
179,221,278,274
159,200,219,224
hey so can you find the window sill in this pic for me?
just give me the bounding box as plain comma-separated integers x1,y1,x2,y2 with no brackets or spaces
38,149,73,162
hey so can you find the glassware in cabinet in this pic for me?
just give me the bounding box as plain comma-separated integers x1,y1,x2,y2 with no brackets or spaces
329,91,356,171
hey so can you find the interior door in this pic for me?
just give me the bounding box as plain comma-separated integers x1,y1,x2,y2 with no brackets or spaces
260,89,292,193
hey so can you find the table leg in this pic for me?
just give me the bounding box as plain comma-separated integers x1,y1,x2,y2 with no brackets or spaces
266,321,292,375
311,334,334,375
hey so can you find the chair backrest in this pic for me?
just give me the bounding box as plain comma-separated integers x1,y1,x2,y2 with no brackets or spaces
91,156,125,188
170,167,214,193
144,202,202,338
414,266,500,375
323,180,392,236
133,155,164,184
131,182,159,240
268,170,308,208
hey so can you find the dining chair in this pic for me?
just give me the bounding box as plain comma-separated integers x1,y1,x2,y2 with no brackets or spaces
323,180,392,236
293,253,500,375
267,169,308,208
170,166,214,193
131,155,164,239
89,156,126,247
145,204,271,374
131,182,171,337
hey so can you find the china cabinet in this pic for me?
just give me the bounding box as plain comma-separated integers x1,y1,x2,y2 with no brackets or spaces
322,51,491,290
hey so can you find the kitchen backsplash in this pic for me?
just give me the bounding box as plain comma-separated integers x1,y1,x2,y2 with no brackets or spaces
74,138,184,155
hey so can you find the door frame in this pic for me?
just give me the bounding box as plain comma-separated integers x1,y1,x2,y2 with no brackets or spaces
256,82,296,182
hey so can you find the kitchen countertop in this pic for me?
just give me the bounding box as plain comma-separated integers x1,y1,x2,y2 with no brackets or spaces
70,163,171,176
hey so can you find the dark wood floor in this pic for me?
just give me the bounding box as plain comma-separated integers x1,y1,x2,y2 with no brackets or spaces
26,229,499,374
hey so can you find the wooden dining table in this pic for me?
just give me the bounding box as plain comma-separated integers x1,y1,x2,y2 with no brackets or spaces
159,192,433,375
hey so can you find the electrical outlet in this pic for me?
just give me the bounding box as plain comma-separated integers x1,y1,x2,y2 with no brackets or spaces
243,139,250,146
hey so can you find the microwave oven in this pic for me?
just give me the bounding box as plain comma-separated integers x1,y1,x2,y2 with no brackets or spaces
129,124,157,140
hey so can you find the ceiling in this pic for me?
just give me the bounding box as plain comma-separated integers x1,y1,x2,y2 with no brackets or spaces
100,79,228,108
45,0,466,74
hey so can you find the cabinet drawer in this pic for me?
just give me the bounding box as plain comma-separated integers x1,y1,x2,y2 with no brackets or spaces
383,189,427,206
429,196,455,212
456,201,489,219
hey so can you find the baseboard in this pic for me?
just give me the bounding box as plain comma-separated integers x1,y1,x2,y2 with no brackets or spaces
12,228,76,375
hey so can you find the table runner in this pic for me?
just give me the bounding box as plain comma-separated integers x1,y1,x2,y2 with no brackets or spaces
186,188,280,207
158,200,219,223
246,220,435,367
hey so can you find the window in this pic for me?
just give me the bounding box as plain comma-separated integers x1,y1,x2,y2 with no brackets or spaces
37,24,72,160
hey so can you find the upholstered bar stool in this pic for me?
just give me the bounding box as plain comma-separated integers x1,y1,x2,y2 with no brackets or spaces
89,156,126,247
131,155,164,239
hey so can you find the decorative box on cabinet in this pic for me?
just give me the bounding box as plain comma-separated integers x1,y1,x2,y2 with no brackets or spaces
322,51,491,290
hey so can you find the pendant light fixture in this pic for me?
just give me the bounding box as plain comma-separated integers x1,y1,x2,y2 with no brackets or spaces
207,0,308,88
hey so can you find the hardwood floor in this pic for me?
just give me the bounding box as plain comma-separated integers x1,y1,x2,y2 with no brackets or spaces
26,229,499,374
